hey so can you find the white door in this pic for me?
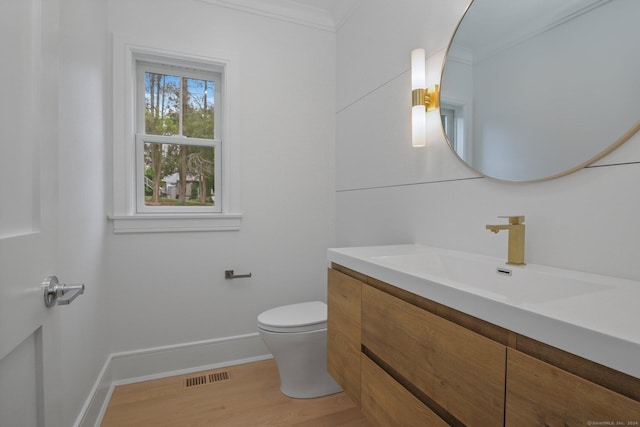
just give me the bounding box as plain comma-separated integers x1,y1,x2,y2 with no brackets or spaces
0,0,60,425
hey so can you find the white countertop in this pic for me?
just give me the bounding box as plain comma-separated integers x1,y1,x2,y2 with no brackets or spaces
328,244,640,379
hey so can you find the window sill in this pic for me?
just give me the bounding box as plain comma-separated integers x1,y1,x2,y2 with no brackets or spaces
108,213,243,234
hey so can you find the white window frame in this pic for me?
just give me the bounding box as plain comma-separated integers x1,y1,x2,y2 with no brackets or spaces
135,60,222,214
109,34,241,233
440,107,457,153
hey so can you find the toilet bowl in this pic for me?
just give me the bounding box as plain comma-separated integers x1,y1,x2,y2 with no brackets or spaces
257,301,342,399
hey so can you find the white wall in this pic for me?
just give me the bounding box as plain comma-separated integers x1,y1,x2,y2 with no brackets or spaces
336,0,640,282
56,0,110,425
105,0,336,354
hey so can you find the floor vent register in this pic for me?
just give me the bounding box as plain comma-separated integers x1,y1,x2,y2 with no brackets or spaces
184,370,230,389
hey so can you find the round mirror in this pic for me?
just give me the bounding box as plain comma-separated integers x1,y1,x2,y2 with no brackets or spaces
440,0,640,182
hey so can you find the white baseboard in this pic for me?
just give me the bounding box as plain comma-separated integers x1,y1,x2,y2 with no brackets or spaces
75,332,271,427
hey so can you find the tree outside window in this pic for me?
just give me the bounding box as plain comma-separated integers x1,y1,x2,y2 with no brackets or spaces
141,70,218,208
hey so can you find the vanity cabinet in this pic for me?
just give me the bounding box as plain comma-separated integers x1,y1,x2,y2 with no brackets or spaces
360,353,448,427
362,284,506,426
506,349,640,426
327,268,362,405
328,264,640,427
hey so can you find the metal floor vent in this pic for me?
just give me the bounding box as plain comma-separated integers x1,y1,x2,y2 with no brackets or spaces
209,371,230,383
184,370,230,389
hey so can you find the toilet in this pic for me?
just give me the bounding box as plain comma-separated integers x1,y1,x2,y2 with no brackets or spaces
257,301,342,398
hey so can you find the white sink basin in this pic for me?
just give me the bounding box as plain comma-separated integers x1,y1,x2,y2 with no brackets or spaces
371,248,613,304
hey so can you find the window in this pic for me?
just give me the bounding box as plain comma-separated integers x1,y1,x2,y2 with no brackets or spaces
136,60,222,213
441,107,456,149
110,37,241,233
441,103,465,159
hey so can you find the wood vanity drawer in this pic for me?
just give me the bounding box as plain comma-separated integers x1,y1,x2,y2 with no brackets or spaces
362,285,506,427
327,268,362,405
361,353,449,427
506,348,640,426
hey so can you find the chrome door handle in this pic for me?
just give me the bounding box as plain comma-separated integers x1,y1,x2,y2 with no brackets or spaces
43,276,85,307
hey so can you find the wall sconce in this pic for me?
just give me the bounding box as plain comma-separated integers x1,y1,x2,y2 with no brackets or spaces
411,48,439,147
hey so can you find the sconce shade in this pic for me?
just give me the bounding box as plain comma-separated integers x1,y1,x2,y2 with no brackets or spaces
411,48,440,147
411,49,426,90
411,49,427,147
412,105,427,147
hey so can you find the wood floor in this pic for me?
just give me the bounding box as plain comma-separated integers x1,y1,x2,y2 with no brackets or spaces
101,359,373,427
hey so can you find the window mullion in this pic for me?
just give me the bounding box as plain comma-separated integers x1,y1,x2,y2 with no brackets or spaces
178,77,184,137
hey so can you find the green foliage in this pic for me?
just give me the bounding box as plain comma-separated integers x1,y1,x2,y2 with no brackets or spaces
183,78,215,139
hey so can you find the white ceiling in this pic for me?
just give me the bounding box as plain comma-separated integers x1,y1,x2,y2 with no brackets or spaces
288,0,340,11
281,0,359,21
287,0,359,27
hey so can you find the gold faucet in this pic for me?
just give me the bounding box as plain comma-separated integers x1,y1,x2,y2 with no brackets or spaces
486,216,526,265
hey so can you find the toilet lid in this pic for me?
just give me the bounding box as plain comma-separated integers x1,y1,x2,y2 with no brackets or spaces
258,301,327,333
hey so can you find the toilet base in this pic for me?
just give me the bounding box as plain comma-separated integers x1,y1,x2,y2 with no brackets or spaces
259,328,342,399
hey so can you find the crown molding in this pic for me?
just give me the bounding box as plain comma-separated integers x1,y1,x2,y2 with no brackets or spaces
197,0,336,31
446,45,473,66
459,0,611,65
331,0,362,30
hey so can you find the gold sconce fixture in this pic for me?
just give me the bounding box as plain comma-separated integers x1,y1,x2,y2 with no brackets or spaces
411,48,439,147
